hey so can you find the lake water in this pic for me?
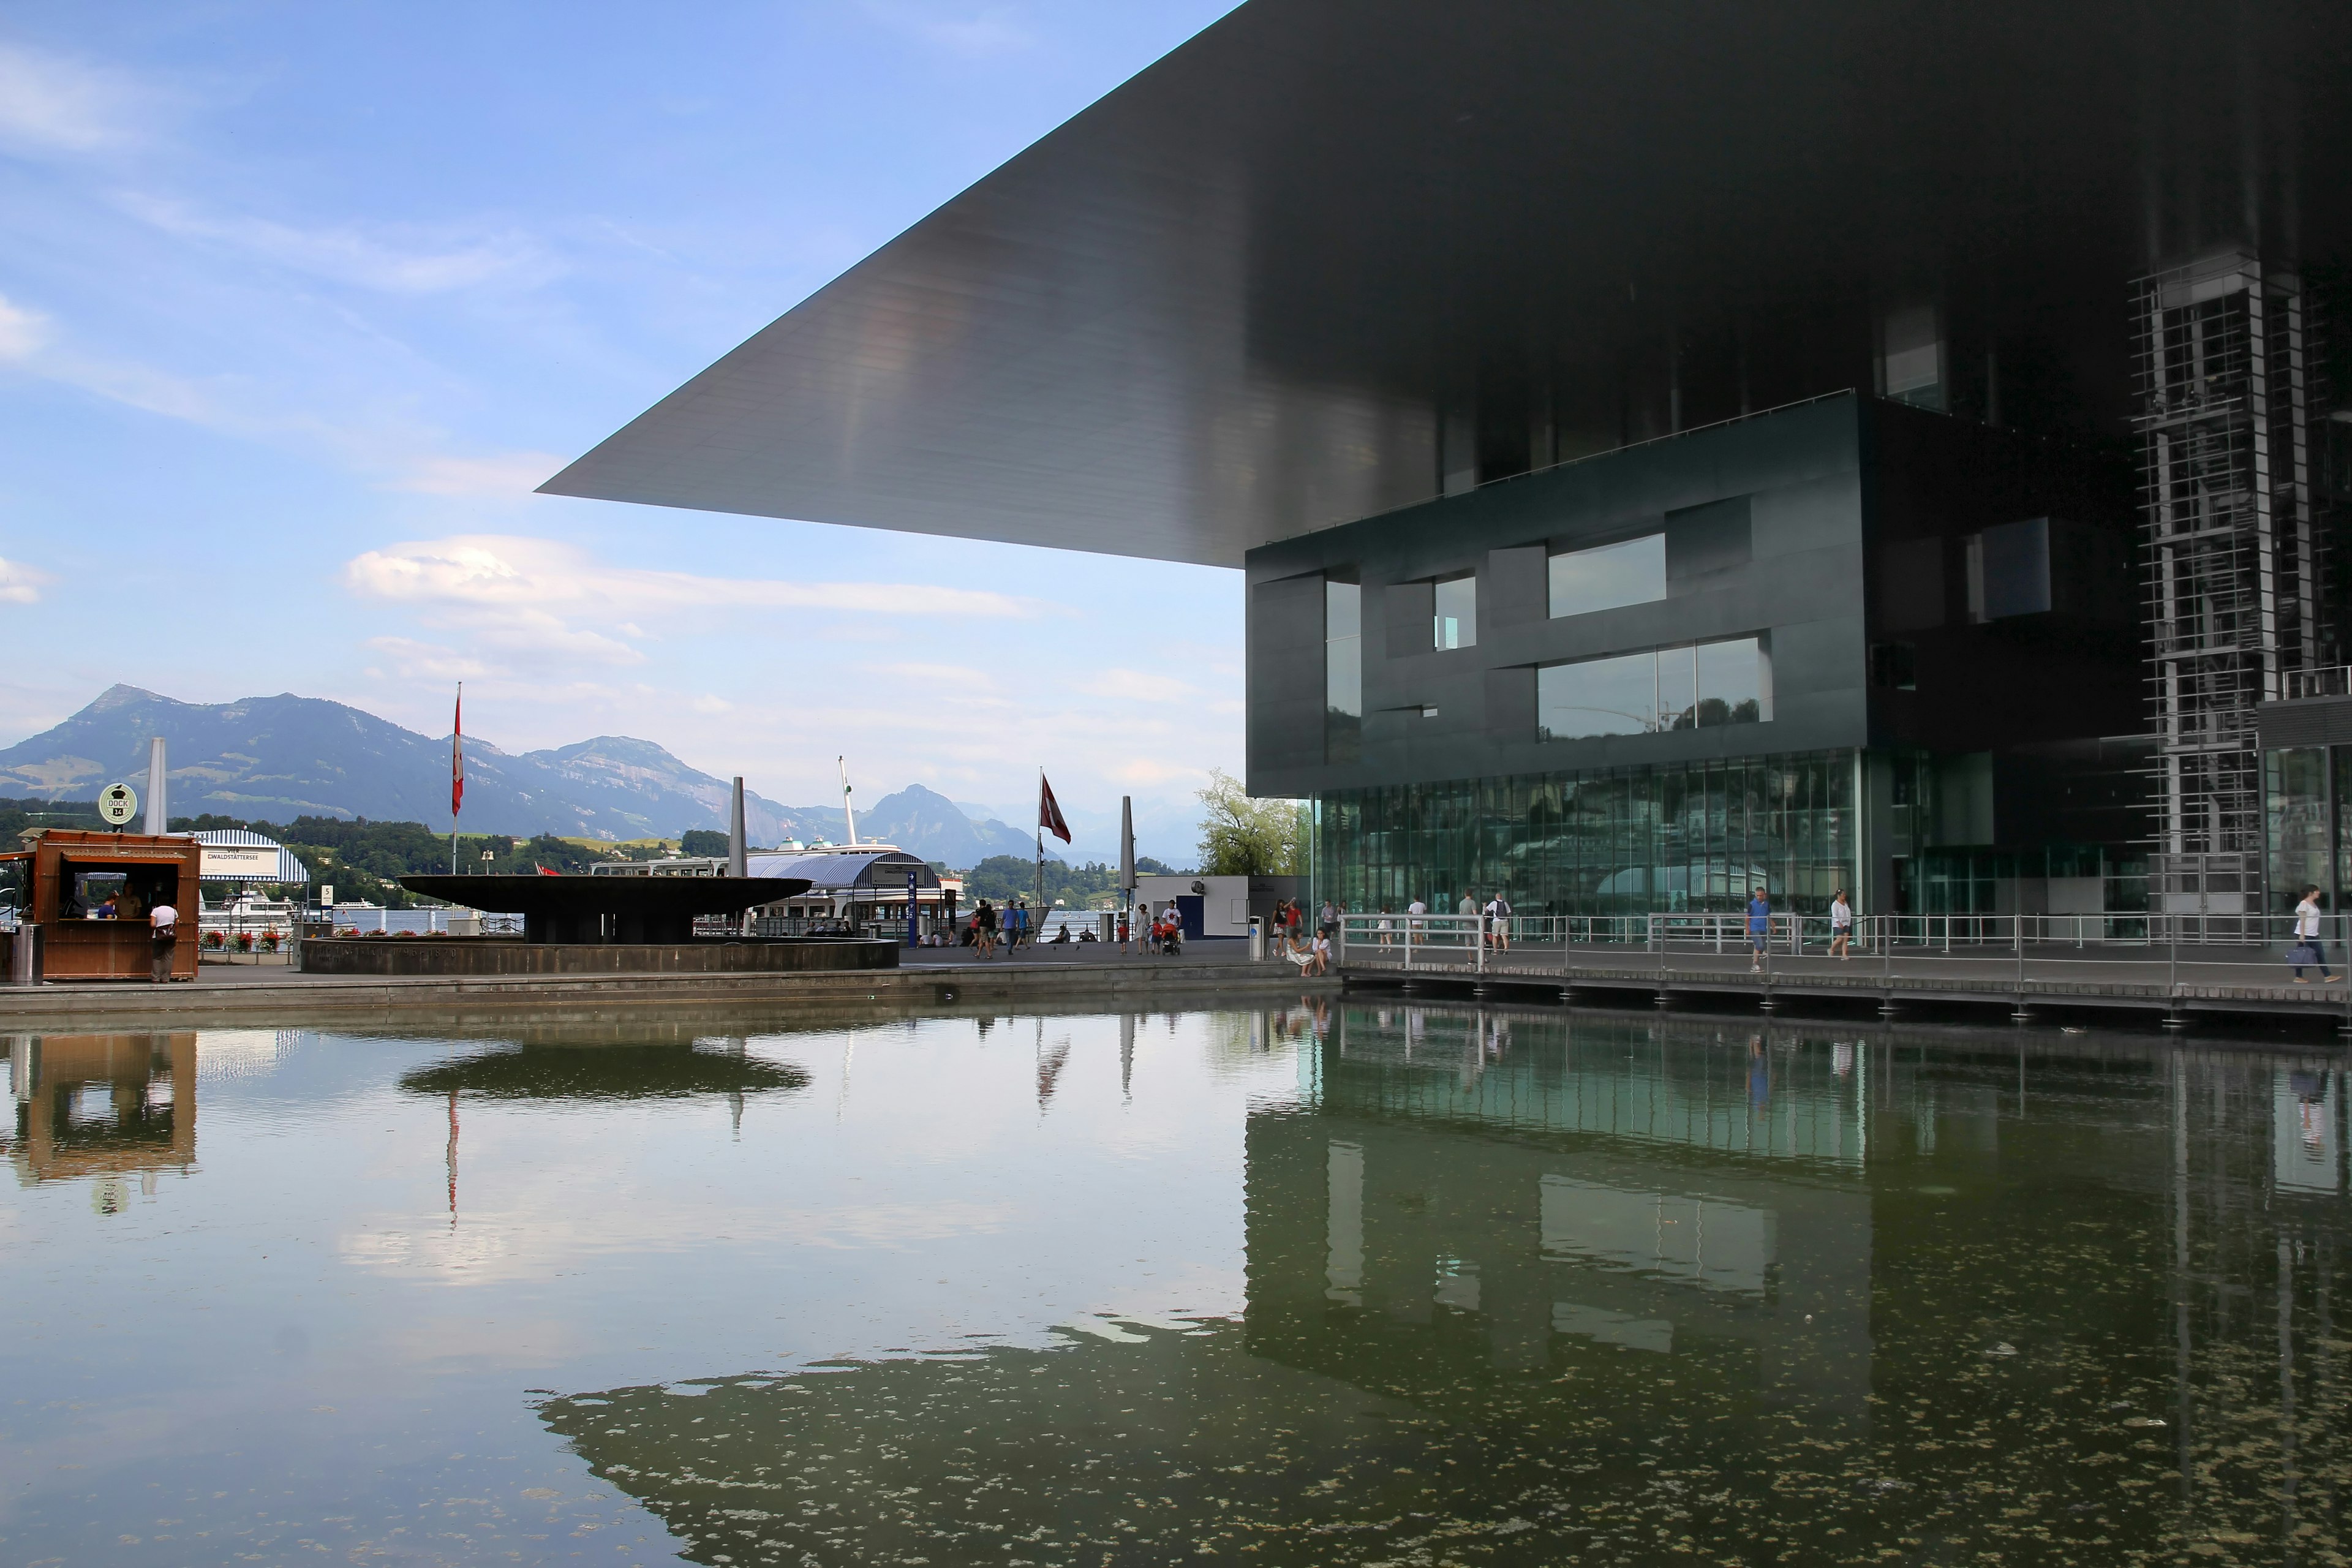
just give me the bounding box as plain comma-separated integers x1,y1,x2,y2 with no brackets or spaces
2,1001,2345,1566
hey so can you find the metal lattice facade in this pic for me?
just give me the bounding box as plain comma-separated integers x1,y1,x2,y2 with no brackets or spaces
2135,247,2321,921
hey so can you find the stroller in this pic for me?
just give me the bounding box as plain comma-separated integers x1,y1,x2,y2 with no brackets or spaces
1153,913,1183,957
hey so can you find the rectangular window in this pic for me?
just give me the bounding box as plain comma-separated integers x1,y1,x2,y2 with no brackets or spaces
1325,579,1362,764
2268,746,2330,914
1432,573,1477,649
1548,533,1666,619
1537,637,1770,742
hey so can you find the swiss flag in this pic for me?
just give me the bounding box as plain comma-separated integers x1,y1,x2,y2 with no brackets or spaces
1038,774,1072,843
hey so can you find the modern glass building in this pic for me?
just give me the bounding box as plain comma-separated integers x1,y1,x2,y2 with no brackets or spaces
542,0,2352,926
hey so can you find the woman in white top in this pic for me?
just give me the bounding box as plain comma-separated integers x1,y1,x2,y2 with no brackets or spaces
1828,890,1853,960
2291,886,2338,983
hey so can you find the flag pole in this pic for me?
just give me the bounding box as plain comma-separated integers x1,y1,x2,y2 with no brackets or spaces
449,681,462,875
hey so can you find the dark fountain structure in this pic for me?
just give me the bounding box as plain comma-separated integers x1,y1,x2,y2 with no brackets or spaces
295,873,899,978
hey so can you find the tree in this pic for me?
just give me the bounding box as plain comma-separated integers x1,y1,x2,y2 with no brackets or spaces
1195,769,1303,876
679,829,730,857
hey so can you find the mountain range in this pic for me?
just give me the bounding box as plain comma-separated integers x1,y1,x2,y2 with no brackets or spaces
0,687,1060,864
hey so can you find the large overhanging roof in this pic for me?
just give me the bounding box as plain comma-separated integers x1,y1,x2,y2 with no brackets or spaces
541,0,2352,568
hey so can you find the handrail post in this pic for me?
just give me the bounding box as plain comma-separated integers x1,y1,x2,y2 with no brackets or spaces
1476,915,1487,974
1404,913,1413,971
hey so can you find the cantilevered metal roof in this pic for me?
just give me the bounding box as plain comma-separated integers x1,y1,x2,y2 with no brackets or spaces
542,0,2352,567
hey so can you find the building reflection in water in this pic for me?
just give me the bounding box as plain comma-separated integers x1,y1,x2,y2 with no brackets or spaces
532,1002,2347,1564
5,1033,195,1208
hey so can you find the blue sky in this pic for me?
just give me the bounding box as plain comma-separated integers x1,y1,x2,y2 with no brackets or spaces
0,0,1244,821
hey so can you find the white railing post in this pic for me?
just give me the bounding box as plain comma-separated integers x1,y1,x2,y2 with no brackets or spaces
1476,916,1486,974
1404,914,1414,971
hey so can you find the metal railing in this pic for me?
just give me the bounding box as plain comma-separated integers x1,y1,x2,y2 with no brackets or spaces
1329,910,2352,1006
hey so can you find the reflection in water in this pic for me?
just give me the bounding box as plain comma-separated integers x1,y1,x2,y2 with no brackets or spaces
398,1038,811,1101
543,1005,2350,1567
6,1033,194,1199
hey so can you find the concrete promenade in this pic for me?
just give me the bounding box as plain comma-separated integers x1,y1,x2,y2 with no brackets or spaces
0,938,1327,1026
1341,940,2352,1028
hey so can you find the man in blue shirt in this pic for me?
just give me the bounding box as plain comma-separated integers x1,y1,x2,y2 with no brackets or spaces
1746,886,1770,973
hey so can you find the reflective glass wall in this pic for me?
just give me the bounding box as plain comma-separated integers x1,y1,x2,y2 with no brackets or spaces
1314,750,1856,918
2262,745,2352,916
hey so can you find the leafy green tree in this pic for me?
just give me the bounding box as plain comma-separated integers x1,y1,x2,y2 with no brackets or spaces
1194,769,1303,876
679,829,731,857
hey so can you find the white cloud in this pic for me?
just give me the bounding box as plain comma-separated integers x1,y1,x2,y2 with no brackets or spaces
363,637,497,681
0,557,55,605
0,42,143,155
0,294,48,360
1077,668,1197,704
116,193,559,294
393,451,567,497
345,535,1046,620
862,2,1035,56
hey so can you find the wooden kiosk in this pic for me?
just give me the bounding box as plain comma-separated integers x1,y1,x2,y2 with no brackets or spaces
12,829,202,982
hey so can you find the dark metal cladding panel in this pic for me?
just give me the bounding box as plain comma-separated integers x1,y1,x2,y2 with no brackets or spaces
1247,573,1327,786
2258,697,2352,750
1245,396,1872,799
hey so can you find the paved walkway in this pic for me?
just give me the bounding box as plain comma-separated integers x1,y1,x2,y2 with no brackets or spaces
1341,941,2352,1023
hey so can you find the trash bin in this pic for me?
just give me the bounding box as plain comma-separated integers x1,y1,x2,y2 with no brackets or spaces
1248,916,1265,962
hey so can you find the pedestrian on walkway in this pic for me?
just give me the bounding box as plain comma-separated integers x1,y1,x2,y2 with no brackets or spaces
1829,889,1853,960
1117,907,1131,955
1377,908,1393,948
1485,891,1512,951
976,899,998,958
1319,899,1338,946
1746,886,1771,973
2290,886,2339,984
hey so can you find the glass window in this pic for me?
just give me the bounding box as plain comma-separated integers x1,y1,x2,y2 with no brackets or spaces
1657,645,1696,731
1310,751,1858,919
1537,651,1657,741
1432,574,1477,649
1538,638,1769,742
2268,747,2330,914
1548,533,1665,619
1325,580,1361,764
1696,637,1767,725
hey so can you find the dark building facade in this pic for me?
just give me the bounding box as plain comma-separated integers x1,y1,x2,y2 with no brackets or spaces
1248,395,2144,916
546,1,2352,926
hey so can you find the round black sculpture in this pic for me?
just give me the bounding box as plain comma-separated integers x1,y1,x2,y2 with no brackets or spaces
398,875,812,944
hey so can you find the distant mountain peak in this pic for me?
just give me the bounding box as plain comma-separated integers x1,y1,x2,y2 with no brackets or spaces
91,683,169,710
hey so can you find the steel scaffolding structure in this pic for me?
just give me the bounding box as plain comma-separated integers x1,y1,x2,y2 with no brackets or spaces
2135,247,2319,928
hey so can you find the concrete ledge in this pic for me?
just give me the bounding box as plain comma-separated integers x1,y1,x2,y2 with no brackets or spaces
0,959,1337,1026
295,935,896,978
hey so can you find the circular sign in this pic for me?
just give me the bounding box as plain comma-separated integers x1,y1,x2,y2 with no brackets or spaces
97,781,138,826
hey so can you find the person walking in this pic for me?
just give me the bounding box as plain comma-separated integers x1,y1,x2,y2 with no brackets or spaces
1746,886,1771,973
2290,886,2339,983
1485,890,1512,951
1117,907,1131,956
1376,907,1393,948
1828,889,1853,960
976,899,998,959
1319,898,1339,951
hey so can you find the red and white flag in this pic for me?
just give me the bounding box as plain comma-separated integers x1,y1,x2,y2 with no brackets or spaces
1038,774,1071,843
451,684,465,820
